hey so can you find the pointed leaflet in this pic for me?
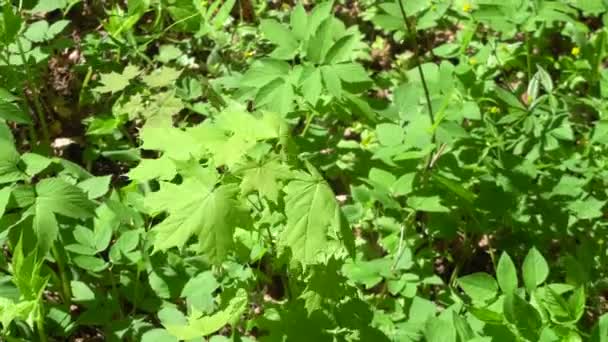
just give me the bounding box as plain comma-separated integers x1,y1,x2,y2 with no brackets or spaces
496,252,518,294
522,247,549,292
146,177,249,264
280,165,349,264
504,292,542,341
290,2,308,40
260,19,298,59
457,272,498,302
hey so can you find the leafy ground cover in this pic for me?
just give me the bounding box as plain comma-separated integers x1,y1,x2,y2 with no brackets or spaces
1,0,608,341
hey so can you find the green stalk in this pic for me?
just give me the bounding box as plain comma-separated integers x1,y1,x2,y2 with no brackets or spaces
51,242,72,306
526,33,533,83
396,0,434,127
396,0,438,172
16,38,51,149
36,304,48,342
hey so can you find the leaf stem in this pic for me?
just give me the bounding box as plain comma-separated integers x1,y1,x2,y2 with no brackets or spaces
16,38,51,149
36,304,48,342
396,0,434,126
51,242,72,307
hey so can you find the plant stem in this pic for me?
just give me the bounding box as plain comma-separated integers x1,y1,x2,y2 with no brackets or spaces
16,39,51,149
51,242,72,307
526,33,533,82
396,0,434,126
36,304,48,342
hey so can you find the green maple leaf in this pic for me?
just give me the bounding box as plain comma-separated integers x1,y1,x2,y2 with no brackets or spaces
140,126,204,161
141,67,182,88
189,109,285,167
142,90,185,127
146,178,249,264
31,178,96,252
236,159,290,203
279,166,342,264
94,65,140,94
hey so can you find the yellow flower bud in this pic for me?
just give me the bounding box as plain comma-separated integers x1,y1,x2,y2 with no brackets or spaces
463,2,472,13
571,46,580,57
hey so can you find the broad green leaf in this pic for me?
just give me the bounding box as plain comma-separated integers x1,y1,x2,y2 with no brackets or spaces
504,292,542,341
94,65,140,94
321,65,342,98
32,0,67,13
141,67,182,88
407,196,449,212
0,101,31,124
0,140,27,184
241,59,290,88
568,196,605,220
23,20,69,42
142,329,178,342
165,288,247,339
496,252,518,294
20,153,51,177
591,120,608,145
77,175,112,199
147,180,248,264
128,156,177,182
551,175,586,198
457,272,498,302
70,280,95,303
237,159,290,203
181,271,219,313
36,178,96,219
255,77,294,114
522,247,549,292
300,67,322,105
333,63,371,83
324,34,356,64
0,3,21,44
33,204,59,253
279,167,343,264
342,258,392,288
142,90,185,126
140,126,203,161
376,123,404,146
424,316,456,342
591,313,608,342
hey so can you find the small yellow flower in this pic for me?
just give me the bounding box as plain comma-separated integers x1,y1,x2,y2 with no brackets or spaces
463,2,473,13
571,46,581,57
244,51,255,58
469,57,478,65
489,106,500,114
